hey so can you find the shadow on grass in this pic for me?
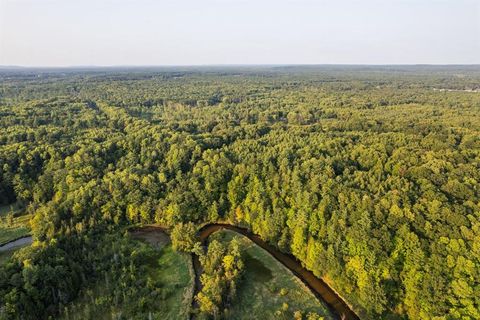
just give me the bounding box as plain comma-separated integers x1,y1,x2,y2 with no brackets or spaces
243,251,273,282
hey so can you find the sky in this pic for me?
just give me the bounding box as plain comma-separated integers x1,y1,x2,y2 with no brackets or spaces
0,0,479,66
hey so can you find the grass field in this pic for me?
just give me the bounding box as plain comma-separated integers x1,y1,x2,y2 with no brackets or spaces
60,231,194,320
0,203,31,265
0,205,31,246
212,230,334,320
134,230,194,320
0,226,30,245
154,245,194,319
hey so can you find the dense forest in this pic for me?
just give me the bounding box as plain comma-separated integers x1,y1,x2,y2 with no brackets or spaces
0,66,479,319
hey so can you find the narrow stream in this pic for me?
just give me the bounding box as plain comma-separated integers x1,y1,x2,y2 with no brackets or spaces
132,224,360,320
5,227,359,319
196,224,360,320
0,236,32,252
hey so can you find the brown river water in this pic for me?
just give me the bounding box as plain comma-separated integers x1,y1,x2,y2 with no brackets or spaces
3,226,360,319
196,224,359,320
134,224,360,320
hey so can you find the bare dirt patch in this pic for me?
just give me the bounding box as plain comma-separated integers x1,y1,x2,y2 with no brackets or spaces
130,227,170,248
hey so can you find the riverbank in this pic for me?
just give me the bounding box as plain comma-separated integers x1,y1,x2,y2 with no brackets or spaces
0,235,32,252
196,224,359,320
131,223,359,320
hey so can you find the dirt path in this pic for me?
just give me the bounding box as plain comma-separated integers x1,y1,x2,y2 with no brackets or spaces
130,226,170,248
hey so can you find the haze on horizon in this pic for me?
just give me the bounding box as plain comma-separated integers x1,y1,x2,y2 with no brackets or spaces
0,0,479,67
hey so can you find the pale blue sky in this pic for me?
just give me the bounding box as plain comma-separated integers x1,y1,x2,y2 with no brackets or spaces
0,0,479,66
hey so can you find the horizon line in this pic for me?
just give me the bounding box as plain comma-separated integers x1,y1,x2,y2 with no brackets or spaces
1,63,480,69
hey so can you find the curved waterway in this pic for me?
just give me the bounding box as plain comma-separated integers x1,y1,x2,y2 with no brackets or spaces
195,224,360,320
133,224,359,320
0,236,32,252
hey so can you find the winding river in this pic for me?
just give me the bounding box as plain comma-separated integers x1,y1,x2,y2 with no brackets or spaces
0,226,359,319
2,228,359,320
195,224,360,320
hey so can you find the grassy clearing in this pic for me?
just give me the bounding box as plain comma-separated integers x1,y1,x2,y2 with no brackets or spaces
0,213,32,245
0,202,31,246
212,230,335,320
0,204,31,264
130,226,195,318
0,226,30,245
154,245,193,319
60,233,194,320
